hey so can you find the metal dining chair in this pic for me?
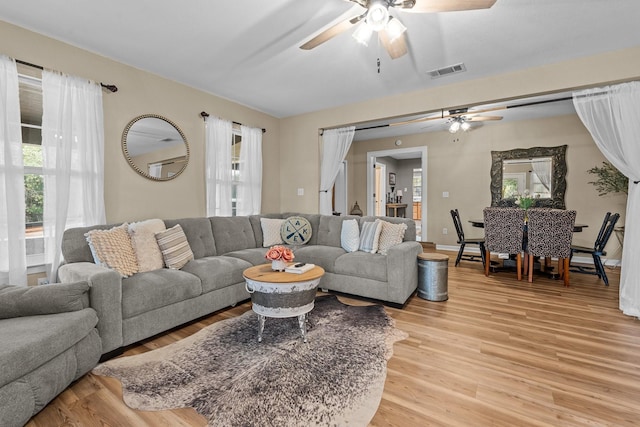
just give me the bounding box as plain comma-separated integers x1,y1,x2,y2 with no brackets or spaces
450,209,486,268
526,209,576,286
483,207,525,280
570,212,620,286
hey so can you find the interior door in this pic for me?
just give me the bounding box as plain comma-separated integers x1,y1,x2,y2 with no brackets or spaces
374,163,386,216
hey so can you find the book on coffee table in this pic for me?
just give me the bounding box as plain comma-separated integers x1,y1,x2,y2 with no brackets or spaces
285,263,315,274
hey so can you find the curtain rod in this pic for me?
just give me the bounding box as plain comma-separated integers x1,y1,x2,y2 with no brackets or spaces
16,59,118,93
200,111,266,133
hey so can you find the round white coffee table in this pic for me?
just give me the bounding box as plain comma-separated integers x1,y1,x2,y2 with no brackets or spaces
243,263,325,343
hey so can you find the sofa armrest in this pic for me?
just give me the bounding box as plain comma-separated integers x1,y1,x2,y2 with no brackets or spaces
386,241,423,304
0,281,89,319
58,262,123,353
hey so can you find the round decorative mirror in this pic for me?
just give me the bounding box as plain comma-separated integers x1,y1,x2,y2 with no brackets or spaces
122,114,189,181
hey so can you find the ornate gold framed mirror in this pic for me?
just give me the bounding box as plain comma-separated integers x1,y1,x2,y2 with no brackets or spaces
122,114,189,181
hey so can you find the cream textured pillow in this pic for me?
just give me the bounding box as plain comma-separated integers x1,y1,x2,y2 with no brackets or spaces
377,220,408,255
128,219,166,272
85,224,139,277
261,217,285,247
340,219,360,253
358,220,383,254
155,224,194,269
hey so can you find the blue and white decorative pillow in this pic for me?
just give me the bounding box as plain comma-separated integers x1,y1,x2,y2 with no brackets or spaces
281,216,313,245
340,219,360,252
358,220,383,254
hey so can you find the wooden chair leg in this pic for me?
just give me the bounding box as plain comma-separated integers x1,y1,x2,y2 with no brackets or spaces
563,258,570,287
485,249,491,276
523,253,529,276
528,254,534,282
516,253,522,281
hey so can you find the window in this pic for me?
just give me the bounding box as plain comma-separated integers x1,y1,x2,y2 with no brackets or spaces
231,130,241,216
18,64,44,267
412,168,422,201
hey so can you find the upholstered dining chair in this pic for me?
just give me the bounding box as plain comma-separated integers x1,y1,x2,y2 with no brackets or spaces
450,209,486,268
483,207,526,280
526,208,577,286
570,212,620,286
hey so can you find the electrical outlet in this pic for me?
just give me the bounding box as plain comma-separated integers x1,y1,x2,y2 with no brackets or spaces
442,228,448,235
37,278,48,286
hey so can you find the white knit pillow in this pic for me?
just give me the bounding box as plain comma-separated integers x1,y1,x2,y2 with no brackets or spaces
261,218,285,247
128,219,166,272
340,219,360,253
377,220,408,255
358,220,383,254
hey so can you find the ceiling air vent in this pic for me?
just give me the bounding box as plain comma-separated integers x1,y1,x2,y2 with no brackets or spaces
427,63,467,79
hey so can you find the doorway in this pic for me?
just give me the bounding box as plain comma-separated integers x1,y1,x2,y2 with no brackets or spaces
374,163,386,216
367,147,428,241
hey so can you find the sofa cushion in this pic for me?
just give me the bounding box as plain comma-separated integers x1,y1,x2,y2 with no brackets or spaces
359,220,383,254
164,217,216,258
223,247,269,266
281,216,313,245
260,217,285,247
121,269,202,318
61,223,120,263
290,245,346,273
377,220,408,255
128,219,165,272
210,216,257,254
282,213,321,246
181,255,253,293
340,219,360,253
85,224,139,277
316,215,361,248
249,213,283,248
0,281,89,319
155,224,195,269
0,308,98,388
334,251,388,282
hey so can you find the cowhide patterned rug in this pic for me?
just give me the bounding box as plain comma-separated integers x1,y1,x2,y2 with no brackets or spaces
93,295,407,427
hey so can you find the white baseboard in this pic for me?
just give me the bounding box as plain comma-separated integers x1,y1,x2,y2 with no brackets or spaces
435,244,621,267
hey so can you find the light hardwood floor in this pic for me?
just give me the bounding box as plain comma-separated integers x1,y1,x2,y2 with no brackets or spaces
26,254,640,427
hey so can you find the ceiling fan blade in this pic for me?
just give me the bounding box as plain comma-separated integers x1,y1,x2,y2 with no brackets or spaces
405,0,497,13
300,14,363,50
466,115,503,121
379,29,408,59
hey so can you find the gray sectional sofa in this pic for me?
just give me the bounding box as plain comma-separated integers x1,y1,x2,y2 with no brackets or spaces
0,282,102,427
58,213,422,356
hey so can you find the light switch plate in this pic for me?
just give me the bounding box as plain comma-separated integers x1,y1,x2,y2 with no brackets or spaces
297,188,304,196
442,191,449,198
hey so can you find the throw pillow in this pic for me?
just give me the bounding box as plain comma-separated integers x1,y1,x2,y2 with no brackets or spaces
128,219,166,272
155,224,194,269
0,281,89,319
261,217,285,247
85,224,139,277
377,220,408,255
281,216,313,245
340,219,360,252
358,220,383,254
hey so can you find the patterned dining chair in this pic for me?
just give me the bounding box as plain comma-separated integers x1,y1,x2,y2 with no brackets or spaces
483,207,526,280
526,208,577,286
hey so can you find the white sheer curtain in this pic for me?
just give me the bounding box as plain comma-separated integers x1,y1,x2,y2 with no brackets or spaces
319,126,355,215
42,70,106,281
573,82,640,318
205,116,233,216
0,55,27,286
236,125,262,215
531,159,551,193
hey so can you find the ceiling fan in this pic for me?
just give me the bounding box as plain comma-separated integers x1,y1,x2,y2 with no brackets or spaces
300,0,497,59
446,108,502,132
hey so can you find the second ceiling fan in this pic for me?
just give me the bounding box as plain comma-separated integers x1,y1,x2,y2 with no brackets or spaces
300,0,497,59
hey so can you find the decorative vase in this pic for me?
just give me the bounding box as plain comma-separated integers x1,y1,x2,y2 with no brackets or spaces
271,259,286,272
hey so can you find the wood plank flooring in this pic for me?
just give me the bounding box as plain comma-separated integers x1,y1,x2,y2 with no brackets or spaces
26,254,640,426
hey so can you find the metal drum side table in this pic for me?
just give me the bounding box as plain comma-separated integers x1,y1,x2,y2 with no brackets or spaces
417,253,449,301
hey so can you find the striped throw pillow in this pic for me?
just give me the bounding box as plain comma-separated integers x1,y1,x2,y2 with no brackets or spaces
155,224,194,269
358,220,383,254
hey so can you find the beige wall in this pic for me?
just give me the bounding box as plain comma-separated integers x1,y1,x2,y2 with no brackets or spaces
1,20,281,223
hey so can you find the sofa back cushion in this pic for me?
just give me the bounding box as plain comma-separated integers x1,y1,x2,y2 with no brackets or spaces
360,216,416,242
61,223,120,263
282,213,321,246
317,215,361,247
210,216,257,254
164,218,216,258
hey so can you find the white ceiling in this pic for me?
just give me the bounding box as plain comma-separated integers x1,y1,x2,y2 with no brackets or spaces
2,0,639,123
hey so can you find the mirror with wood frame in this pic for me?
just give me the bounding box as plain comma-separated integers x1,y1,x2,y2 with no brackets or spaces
490,145,567,209
122,114,189,181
